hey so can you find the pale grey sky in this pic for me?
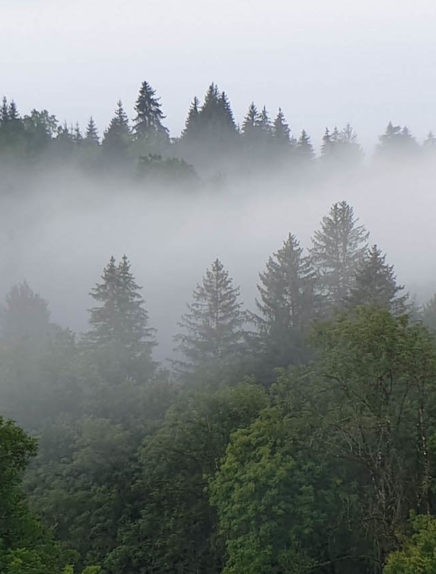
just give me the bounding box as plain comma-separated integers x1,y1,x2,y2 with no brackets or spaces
1,0,436,150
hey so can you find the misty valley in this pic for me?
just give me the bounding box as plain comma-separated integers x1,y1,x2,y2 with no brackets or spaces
2,82,436,573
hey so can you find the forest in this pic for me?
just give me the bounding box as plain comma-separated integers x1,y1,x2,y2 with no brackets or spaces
2,81,436,574
0,80,435,188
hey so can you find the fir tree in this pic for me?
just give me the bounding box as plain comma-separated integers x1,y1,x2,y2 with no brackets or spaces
310,201,369,310
85,255,156,382
256,233,317,370
347,245,408,314
175,259,247,373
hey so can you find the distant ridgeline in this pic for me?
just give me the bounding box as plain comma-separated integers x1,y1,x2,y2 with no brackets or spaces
0,80,435,183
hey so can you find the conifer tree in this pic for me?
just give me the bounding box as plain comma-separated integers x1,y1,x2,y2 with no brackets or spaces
347,245,408,314
175,259,247,372
132,81,169,143
85,117,99,145
102,100,131,161
258,106,272,137
376,122,420,159
241,102,260,139
310,201,369,310
1,281,50,343
296,129,315,162
272,108,291,145
320,128,332,158
85,255,155,382
181,97,200,141
256,233,317,369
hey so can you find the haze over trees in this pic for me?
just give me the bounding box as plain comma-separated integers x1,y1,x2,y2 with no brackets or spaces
3,197,436,572
0,80,435,191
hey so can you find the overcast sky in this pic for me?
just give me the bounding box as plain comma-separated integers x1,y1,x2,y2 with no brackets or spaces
1,0,436,151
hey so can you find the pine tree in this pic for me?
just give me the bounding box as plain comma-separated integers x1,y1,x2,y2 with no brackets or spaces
102,100,131,161
310,201,369,310
347,245,408,314
85,255,156,382
175,259,247,372
132,81,169,142
256,233,317,369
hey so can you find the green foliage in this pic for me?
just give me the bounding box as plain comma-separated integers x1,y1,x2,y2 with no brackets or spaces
175,259,248,378
255,233,316,377
84,255,156,383
105,383,268,573
347,244,408,314
310,201,369,309
0,417,65,574
384,515,436,573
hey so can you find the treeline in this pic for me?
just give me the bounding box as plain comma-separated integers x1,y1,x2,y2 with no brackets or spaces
2,202,436,572
1,81,435,183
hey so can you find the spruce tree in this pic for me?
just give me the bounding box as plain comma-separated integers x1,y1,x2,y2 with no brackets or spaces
241,102,260,140
272,108,291,145
102,100,131,161
256,234,316,370
310,201,369,310
181,96,200,141
347,245,408,314
85,255,155,382
296,130,315,162
376,122,420,160
175,259,247,373
85,117,99,145
132,81,169,143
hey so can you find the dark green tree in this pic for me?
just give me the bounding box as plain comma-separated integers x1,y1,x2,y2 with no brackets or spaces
255,233,317,372
241,102,260,140
296,129,315,162
181,96,200,142
107,383,268,574
272,108,292,145
175,259,247,375
132,81,169,153
101,101,131,162
376,122,420,160
310,201,369,310
347,244,408,314
85,255,156,383
0,417,66,573
84,117,99,145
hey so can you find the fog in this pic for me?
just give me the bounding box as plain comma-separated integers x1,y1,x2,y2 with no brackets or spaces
1,159,435,361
